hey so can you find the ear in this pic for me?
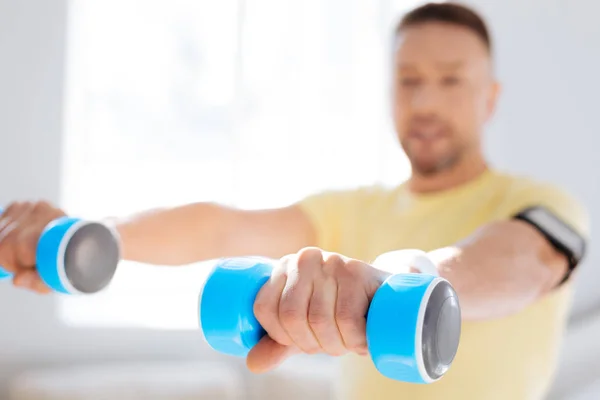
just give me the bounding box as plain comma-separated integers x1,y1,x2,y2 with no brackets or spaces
485,80,502,121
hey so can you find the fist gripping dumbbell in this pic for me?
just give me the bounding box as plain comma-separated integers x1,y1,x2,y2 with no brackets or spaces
0,207,121,294
199,251,461,384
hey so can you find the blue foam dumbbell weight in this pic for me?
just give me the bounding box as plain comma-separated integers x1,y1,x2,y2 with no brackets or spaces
0,207,121,294
0,267,11,280
199,254,461,384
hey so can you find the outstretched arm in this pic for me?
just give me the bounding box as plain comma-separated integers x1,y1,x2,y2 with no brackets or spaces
114,202,316,265
0,200,317,293
428,219,573,320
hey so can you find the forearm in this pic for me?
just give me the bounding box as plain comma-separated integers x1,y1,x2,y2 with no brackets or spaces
427,220,567,320
111,203,235,265
111,202,315,266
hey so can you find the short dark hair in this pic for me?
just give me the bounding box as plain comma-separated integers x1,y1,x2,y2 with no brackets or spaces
396,2,492,53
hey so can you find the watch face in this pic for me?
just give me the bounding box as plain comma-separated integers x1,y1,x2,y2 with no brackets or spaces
526,207,585,261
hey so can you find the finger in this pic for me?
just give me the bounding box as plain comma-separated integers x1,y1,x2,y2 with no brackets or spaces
33,275,51,294
30,201,66,226
253,257,294,346
246,336,299,374
308,253,347,355
14,224,44,269
0,202,34,272
0,202,33,237
14,202,65,269
13,270,51,294
279,248,322,354
308,275,346,356
0,211,15,236
336,260,371,355
12,270,37,290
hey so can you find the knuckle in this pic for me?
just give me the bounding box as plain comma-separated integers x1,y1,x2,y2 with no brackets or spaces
296,247,323,267
278,254,294,267
5,201,21,209
344,259,363,271
343,259,367,277
10,201,32,213
323,253,345,268
252,299,270,321
32,200,53,215
32,200,48,211
3,202,20,216
31,201,65,223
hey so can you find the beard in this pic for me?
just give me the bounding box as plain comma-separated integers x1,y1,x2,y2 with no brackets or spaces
398,114,468,176
401,139,465,176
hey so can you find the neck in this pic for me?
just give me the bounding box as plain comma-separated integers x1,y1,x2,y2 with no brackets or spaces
408,153,488,194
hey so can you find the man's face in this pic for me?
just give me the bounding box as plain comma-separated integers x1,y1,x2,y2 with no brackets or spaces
393,22,499,175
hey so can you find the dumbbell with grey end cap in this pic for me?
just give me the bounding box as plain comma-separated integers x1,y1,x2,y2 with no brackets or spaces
0,207,121,294
198,250,461,384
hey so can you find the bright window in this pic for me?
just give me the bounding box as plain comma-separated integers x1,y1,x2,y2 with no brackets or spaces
60,0,423,329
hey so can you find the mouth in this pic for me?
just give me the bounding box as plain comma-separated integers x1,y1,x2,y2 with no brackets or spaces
408,128,448,142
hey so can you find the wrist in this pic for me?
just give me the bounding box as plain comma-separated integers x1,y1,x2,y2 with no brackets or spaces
372,249,439,276
100,217,128,260
426,247,461,276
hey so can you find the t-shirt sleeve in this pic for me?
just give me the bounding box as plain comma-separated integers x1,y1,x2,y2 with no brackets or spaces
498,178,590,240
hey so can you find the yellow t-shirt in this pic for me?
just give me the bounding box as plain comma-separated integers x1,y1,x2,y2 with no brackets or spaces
298,169,589,400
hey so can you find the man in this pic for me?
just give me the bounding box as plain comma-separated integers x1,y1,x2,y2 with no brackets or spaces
0,3,589,399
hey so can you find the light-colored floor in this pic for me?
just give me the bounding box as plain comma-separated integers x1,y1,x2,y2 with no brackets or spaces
6,357,336,400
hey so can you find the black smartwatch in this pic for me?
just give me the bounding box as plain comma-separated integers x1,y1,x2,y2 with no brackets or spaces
513,206,587,284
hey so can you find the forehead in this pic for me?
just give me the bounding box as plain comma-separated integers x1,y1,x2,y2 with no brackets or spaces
394,22,490,69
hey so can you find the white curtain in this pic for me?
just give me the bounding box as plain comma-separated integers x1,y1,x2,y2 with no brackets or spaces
60,0,424,329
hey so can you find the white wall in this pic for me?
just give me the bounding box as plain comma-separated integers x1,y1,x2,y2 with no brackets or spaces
469,0,599,316
0,0,599,398
0,1,240,397
467,0,600,398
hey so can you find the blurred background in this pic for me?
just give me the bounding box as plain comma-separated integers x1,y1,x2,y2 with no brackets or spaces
0,0,598,398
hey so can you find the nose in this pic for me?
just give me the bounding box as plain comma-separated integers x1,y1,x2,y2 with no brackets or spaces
410,84,441,114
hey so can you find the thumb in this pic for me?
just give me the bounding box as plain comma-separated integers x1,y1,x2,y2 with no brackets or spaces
246,335,299,374
13,270,51,294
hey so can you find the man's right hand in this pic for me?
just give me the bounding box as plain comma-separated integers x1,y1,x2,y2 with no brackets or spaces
0,201,67,293
0,200,317,295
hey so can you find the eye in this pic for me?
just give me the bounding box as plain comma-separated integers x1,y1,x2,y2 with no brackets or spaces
441,76,461,86
399,77,421,87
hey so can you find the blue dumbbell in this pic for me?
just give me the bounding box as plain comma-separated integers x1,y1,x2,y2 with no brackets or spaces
198,252,461,384
0,207,121,294
0,266,11,280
